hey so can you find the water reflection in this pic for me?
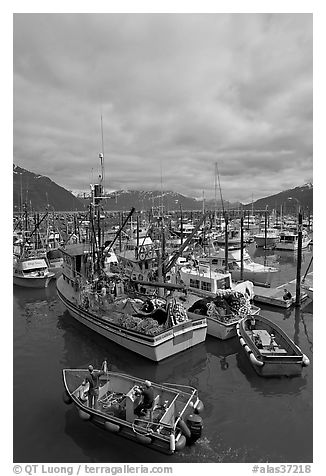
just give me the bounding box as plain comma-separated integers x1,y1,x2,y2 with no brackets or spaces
236,351,307,396
57,310,208,385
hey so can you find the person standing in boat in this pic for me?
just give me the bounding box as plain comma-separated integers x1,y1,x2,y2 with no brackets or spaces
134,380,154,416
83,361,108,409
283,288,292,301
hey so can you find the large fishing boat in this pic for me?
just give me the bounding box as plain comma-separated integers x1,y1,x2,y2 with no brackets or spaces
56,156,207,361
62,363,204,454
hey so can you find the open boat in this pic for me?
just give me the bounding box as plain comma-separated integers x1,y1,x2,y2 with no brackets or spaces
236,314,310,376
62,365,204,455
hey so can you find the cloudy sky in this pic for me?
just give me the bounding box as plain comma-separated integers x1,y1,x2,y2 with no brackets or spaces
13,13,312,203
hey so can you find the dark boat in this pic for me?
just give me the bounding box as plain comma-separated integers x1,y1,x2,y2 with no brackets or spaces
236,314,310,377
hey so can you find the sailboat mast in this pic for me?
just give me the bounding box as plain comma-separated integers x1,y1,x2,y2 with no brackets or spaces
100,114,105,194
214,162,218,227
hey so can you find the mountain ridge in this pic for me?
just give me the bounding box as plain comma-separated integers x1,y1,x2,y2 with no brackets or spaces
13,164,313,212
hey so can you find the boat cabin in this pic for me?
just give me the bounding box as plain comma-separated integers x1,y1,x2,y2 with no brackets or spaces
14,258,49,277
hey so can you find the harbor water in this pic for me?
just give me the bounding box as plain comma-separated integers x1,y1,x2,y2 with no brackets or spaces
13,243,313,463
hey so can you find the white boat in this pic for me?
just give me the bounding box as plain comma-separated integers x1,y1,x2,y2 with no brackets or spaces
170,264,259,340
275,230,311,251
62,364,204,454
13,256,55,288
46,248,64,277
198,248,279,285
253,229,280,248
236,314,310,377
56,243,207,362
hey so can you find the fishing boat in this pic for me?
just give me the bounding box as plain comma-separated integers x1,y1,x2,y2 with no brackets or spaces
236,314,310,376
46,248,64,278
13,255,55,288
198,247,279,285
57,158,207,361
56,243,206,362
62,364,204,454
253,229,280,248
170,263,259,340
275,230,311,251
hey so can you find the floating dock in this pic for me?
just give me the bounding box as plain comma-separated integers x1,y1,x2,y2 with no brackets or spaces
253,279,308,308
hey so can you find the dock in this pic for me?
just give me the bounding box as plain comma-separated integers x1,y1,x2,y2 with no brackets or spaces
253,279,308,308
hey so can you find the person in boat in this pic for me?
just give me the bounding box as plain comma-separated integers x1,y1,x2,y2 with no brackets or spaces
83,363,107,409
248,315,256,331
134,380,154,417
269,333,277,351
254,333,263,349
283,288,292,301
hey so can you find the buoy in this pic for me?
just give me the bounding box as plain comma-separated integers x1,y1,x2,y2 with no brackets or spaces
302,354,310,367
193,399,204,414
186,414,203,443
175,434,187,451
78,409,91,421
135,433,152,445
249,352,264,367
104,421,120,433
62,390,72,405
169,433,175,452
177,418,191,439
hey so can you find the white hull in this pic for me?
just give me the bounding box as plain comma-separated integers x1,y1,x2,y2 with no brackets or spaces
57,277,207,362
13,275,53,288
230,269,278,285
275,237,311,251
254,236,279,248
207,316,238,340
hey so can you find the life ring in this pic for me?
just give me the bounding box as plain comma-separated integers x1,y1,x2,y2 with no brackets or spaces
138,246,147,261
138,274,144,281
147,248,154,259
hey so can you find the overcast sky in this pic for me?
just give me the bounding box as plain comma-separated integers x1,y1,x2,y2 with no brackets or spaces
13,13,312,203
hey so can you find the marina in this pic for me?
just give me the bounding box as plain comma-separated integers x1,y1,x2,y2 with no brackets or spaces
12,12,314,469
13,239,313,463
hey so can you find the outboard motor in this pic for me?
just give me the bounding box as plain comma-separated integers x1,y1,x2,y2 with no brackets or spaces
186,414,203,443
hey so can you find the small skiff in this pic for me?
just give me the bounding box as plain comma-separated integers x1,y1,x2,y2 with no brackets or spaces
236,314,310,376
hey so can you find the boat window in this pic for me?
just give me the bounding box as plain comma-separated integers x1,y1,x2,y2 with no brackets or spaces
23,268,47,275
201,281,212,291
189,278,200,289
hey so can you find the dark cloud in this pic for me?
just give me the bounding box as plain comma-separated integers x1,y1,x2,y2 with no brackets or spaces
13,13,312,202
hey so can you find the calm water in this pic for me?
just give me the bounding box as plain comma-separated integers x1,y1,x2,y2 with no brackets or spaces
13,243,313,463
